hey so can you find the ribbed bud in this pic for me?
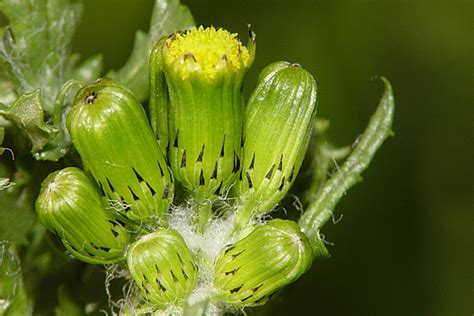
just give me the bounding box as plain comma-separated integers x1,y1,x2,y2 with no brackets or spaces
213,219,313,306
67,79,173,223
158,26,255,200
35,167,129,264
236,62,317,223
127,229,198,307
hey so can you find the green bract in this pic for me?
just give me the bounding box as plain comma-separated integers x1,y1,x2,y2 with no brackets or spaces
155,27,255,202
213,219,313,306
35,167,129,264
235,62,317,228
67,79,174,223
127,229,198,307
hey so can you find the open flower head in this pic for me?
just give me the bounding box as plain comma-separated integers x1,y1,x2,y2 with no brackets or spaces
156,26,255,201
163,26,252,80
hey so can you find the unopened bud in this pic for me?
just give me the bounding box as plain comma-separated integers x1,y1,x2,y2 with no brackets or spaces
213,219,313,306
35,167,129,264
236,62,317,222
127,229,198,307
67,79,173,223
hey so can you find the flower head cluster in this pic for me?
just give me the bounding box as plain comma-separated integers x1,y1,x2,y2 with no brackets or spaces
36,26,319,313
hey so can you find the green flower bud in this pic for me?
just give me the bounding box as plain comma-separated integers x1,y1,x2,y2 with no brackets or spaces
35,167,129,264
236,62,317,224
213,219,313,306
67,79,173,223
127,229,198,307
158,26,255,200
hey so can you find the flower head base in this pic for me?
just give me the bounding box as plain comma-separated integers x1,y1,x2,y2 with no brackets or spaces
163,26,251,80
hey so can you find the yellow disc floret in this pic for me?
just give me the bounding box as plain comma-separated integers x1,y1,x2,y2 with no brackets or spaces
165,26,250,79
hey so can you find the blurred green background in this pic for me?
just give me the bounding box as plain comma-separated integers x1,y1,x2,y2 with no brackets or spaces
73,0,473,315
6,0,471,315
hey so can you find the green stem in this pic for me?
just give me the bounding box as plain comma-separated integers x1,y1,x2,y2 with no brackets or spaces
52,79,81,128
299,77,395,253
194,196,213,233
231,197,259,237
303,119,351,205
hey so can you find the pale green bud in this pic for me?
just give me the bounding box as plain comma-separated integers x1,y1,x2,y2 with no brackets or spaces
67,79,173,223
127,229,198,307
35,167,129,264
236,62,317,224
213,219,313,306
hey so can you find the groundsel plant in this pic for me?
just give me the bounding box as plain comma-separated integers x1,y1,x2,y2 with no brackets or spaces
0,1,394,315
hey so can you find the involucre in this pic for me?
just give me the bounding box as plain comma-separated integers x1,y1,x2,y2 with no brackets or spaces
67,79,174,224
35,167,129,264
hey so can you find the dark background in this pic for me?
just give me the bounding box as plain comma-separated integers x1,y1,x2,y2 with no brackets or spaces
69,0,473,315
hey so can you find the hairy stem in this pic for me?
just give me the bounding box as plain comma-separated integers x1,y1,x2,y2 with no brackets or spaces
194,197,213,233
303,119,351,205
299,77,395,254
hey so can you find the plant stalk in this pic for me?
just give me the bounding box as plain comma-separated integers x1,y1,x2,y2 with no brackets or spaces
299,77,395,254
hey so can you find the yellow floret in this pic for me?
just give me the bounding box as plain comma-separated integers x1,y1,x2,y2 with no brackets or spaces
165,26,250,79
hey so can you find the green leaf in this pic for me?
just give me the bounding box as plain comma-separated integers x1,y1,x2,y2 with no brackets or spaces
32,79,83,161
108,0,194,101
107,30,148,100
0,90,58,154
0,191,35,245
303,119,351,205
0,0,83,113
71,54,103,84
31,133,69,161
0,0,88,161
0,242,32,315
0,78,80,161
0,77,16,105
299,77,395,254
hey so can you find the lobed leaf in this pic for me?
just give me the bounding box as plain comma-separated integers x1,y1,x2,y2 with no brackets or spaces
0,0,83,113
299,78,395,255
0,192,35,245
71,54,103,85
0,90,58,154
108,0,194,101
0,242,32,315
0,0,88,161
